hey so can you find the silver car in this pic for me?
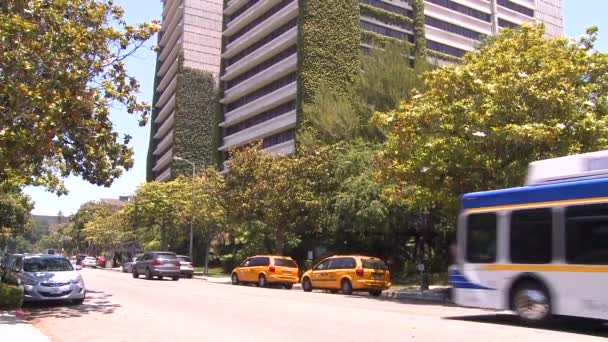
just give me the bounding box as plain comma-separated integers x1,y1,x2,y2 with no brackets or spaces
9,254,86,304
132,251,180,280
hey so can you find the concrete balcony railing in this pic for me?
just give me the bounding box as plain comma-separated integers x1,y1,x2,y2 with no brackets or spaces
160,4,183,42
154,112,175,140
155,77,177,109
153,129,174,156
425,25,476,52
424,2,492,36
219,110,296,150
159,22,182,55
222,27,297,81
221,82,296,127
224,0,248,15
152,148,173,172
224,0,280,37
263,139,294,155
222,0,298,59
162,0,182,21
155,167,172,182
222,54,297,104
157,58,179,93
155,97,176,124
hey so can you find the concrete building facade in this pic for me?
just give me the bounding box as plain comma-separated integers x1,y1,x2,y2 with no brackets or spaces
147,0,223,182
216,0,563,162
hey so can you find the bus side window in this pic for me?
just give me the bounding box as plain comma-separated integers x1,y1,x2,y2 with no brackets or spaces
466,213,497,263
566,203,608,265
510,208,552,264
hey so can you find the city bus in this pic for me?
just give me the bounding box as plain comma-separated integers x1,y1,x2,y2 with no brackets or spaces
450,151,608,323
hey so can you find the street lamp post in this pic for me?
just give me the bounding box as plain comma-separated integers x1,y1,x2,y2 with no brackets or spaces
173,156,195,258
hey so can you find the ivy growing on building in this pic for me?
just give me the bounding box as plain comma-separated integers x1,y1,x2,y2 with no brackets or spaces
412,0,427,61
297,0,361,147
146,33,162,182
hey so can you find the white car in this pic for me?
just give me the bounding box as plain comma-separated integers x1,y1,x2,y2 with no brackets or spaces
82,257,97,268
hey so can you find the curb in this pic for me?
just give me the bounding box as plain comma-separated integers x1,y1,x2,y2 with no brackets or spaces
0,310,51,342
382,290,451,305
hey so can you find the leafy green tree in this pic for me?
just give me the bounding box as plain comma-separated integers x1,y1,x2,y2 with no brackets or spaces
374,24,608,214
64,201,114,253
0,0,160,194
82,209,134,252
0,188,33,251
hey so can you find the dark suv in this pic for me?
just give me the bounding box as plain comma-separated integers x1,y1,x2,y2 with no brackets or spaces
132,251,180,281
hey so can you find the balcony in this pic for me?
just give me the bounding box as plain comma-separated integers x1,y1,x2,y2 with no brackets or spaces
224,0,280,37
162,0,182,21
153,129,174,156
152,148,173,172
154,112,175,139
424,2,492,35
155,96,176,124
159,22,182,55
222,1,298,59
160,4,183,44
222,54,297,104
155,77,177,109
219,110,296,150
222,27,297,81
157,57,179,92
224,0,248,15
155,167,172,182
222,82,297,127
263,139,294,155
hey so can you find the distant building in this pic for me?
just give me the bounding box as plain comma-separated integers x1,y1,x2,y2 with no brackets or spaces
100,195,132,210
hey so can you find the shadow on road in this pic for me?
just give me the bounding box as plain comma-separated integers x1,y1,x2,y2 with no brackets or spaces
444,314,608,338
23,289,120,320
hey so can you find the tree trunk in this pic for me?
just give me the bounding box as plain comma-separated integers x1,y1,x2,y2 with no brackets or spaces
161,224,167,251
276,224,286,255
204,235,211,275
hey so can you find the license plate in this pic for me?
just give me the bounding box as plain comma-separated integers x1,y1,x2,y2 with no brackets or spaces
50,288,63,294
282,271,291,275
372,273,384,279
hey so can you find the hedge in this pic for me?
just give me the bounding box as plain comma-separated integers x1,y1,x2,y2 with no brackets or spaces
296,0,361,147
0,284,23,309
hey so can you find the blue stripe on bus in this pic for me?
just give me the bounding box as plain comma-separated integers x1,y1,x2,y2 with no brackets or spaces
448,270,495,290
461,177,608,210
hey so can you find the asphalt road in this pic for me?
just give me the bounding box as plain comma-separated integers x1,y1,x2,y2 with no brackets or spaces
24,268,608,342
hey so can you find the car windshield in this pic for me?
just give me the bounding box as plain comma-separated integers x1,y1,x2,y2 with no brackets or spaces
178,256,191,262
156,253,177,260
362,259,388,270
24,258,74,272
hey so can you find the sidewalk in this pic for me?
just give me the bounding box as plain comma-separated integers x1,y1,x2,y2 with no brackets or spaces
0,311,51,342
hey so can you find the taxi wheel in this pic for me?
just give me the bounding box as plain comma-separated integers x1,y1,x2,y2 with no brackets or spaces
302,277,313,292
231,273,240,285
370,290,382,297
284,283,293,290
258,274,267,288
330,290,339,294
341,279,353,295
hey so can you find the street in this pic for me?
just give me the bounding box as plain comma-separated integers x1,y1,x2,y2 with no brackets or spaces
21,269,608,341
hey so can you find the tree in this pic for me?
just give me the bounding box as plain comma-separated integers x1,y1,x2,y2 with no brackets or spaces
0,188,33,251
374,24,608,214
82,209,133,252
0,0,160,194
64,201,114,253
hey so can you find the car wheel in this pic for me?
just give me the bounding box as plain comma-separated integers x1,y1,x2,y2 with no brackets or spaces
512,281,551,324
72,298,85,305
132,268,139,278
330,289,339,294
341,279,353,295
284,283,293,290
146,268,153,280
172,276,179,281
188,273,193,279
302,277,313,292
157,275,164,280
258,274,267,288
231,273,239,285
370,290,382,297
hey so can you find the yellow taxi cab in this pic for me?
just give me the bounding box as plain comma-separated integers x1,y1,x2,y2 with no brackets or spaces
300,255,391,296
231,255,299,289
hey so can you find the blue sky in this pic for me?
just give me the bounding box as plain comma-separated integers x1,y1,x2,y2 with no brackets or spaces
25,0,608,215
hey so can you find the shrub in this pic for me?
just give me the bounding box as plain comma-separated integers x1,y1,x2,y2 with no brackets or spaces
0,284,23,309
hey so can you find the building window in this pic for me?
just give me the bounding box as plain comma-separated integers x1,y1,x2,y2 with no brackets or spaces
426,0,491,22
466,213,497,263
226,73,297,112
425,16,486,40
360,0,412,18
498,18,519,29
226,18,298,67
360,21,413,42
226,0,295,45
497,0,534,17
262,129,295,148
225,45,297,90
427,40,467,58
510,208,553,264
224,100,296,136
566,204,608,265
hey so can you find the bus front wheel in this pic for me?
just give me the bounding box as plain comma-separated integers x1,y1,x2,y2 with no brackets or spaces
512,281,551,324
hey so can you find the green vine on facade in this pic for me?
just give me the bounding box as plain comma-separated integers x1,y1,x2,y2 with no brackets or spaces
412,0,427,61
146,33,162,182
359,3,413,28
297,0,361,148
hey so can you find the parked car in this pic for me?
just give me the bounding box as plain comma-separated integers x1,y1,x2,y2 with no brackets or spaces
300,255,391,296
121,255,141,273
82,257,97,268
76,254,87,266
231,255,299,289
6,254,85,304
1,254,23,283
97,255,105,268
132,251,180,281
177,255,194,279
